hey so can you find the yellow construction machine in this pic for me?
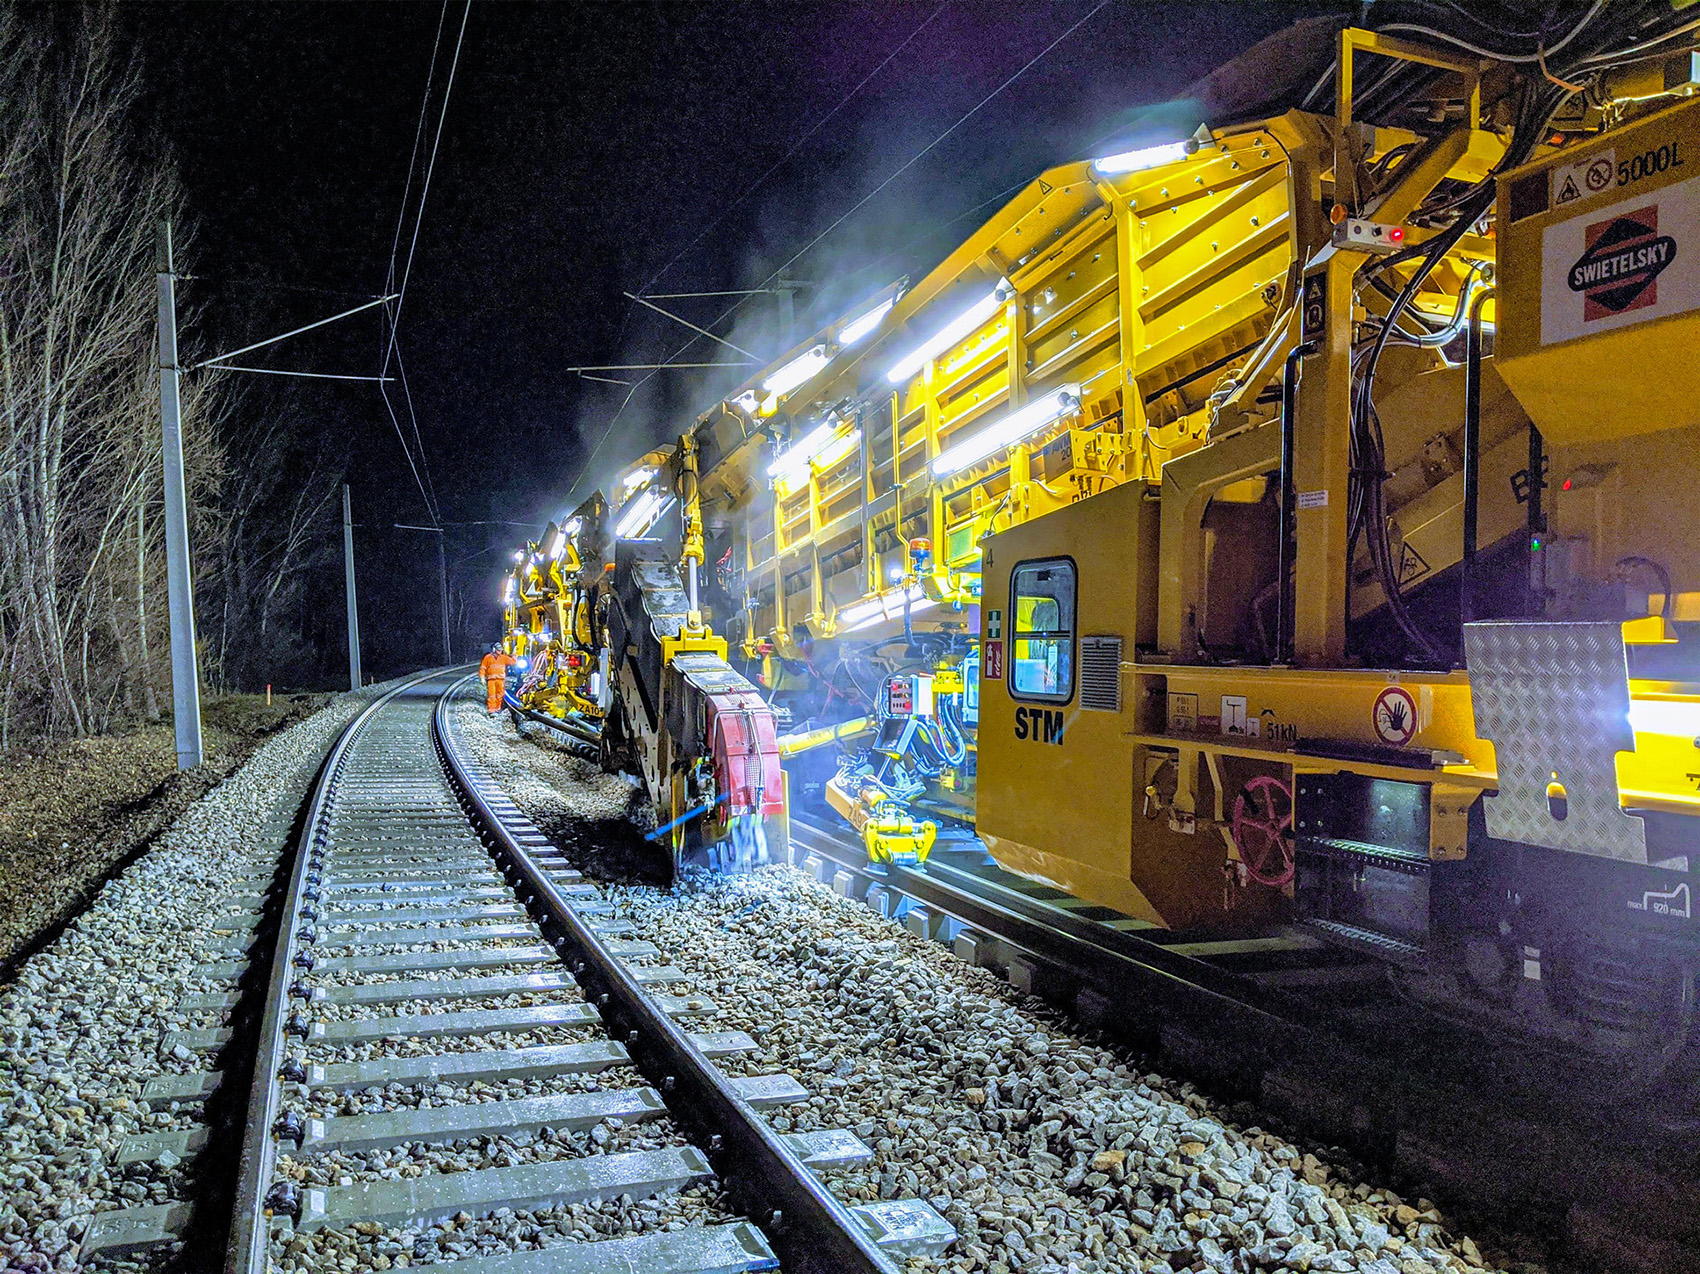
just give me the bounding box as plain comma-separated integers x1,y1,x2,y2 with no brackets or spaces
513,8,1700,1060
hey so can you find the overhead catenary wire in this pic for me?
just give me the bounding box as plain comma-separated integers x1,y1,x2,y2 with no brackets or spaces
571,0,1109,499
631,1,950,301
376,0,471,527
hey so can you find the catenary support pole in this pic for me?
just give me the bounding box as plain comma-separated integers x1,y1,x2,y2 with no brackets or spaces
437,534,452,666
343,485,362,689
156,222,204,770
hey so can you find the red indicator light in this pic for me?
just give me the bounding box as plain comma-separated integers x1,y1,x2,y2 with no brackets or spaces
1389,226,1405,243
1561,478,1573,491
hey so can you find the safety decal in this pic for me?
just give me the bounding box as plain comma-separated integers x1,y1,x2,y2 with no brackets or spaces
983,639,1003,680
1567,206,1676,320
985,609,1002,640
1372,685,1419,747
1550,149,1615,208
1541,174,1700,345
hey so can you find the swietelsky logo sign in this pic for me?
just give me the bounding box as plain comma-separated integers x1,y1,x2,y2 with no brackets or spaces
1567,205,1677,321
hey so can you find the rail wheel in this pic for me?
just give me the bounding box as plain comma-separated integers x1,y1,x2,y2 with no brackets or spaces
1232,774,1295,887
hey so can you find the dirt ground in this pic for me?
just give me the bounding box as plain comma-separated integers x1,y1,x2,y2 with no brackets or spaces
0,691,332,977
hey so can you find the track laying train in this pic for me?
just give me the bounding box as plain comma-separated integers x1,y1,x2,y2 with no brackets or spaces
506,6,1700,1062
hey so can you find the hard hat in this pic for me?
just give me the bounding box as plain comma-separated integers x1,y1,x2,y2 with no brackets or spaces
490,642,502,653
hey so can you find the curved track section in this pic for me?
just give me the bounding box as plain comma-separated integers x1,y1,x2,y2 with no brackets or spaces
210,670,931,1274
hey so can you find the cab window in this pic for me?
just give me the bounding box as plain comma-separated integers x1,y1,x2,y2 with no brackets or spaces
1010,558,1074,703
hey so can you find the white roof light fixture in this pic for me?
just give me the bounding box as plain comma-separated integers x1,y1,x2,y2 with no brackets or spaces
730,390,760,414
838,297,896,346
762,344,831,399
837,585,938,633
547,528,567,559
1091,138,1195,176
502,578,517,604
621,467,655,494
885,282,1010,384
766,420,839,483
931,384,1082,478
615,490,675,539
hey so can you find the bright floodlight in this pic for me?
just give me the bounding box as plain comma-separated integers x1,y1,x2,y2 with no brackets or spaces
931,385,1081,477
838,297,895,346
1092,139,1193,175
762,344,830,398
885,283,1008,384
615,489,673,539
837,586,937,633
766,421,838,481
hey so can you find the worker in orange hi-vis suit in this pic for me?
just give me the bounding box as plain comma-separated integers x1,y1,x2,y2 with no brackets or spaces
479,643,518,714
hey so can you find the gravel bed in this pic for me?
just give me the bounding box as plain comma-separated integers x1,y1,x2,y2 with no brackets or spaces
307,1024,601,1064
0,676,425,1272
309,988,579,1022
302,1067,652,1119
314,959,557,987
272,1186,737,1271
279,1112,688,1187
453,697,1536,1274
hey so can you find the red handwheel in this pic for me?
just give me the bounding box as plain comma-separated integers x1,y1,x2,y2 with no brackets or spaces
1232,774,1295,887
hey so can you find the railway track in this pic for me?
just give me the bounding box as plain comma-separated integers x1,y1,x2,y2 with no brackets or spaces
80,670,953,1272
503,705,1700,1272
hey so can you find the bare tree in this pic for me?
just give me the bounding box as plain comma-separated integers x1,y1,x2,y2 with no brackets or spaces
0,9,222,743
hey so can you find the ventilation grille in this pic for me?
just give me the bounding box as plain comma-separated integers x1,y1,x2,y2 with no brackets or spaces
1079,636,1123,712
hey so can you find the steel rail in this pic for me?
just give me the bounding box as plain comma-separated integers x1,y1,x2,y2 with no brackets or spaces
225,668,454,1274
433,676,898,1274
501,693,601,750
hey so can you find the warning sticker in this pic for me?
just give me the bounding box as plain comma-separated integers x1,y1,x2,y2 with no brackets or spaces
983,640,1003,680
1542,176,1700,344
1372,685,1419,747
1550,149,1615,208
1296,490,1329,510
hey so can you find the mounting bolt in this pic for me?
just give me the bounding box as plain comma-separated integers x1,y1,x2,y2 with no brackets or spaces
663,1076,676,1093
709,1134,723,1152
278,1057,307,1083
295,926,316,945
288,980,312,1001
627,1030,639,1044
292,950,316,971
769,1210,783,1231
284,1011,311,1039
597,994,610,1008
273,1110,305,1145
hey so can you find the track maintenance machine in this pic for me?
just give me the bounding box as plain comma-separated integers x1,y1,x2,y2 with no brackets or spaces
518,7,1700,1062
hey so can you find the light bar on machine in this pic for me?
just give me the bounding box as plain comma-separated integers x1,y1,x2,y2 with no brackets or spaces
767,419,860,484
1091,138,1194,175
838,296,895,346
837,585,938,633
762,344,830,398
930,385,1081,477
884,282,1010,384
615,489,674,539
547,527,567,559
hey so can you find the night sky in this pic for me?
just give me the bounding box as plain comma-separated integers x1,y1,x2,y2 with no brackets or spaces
123,1,1315,680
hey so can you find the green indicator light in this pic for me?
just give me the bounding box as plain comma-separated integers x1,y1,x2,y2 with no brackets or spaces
1531,537,1543,551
